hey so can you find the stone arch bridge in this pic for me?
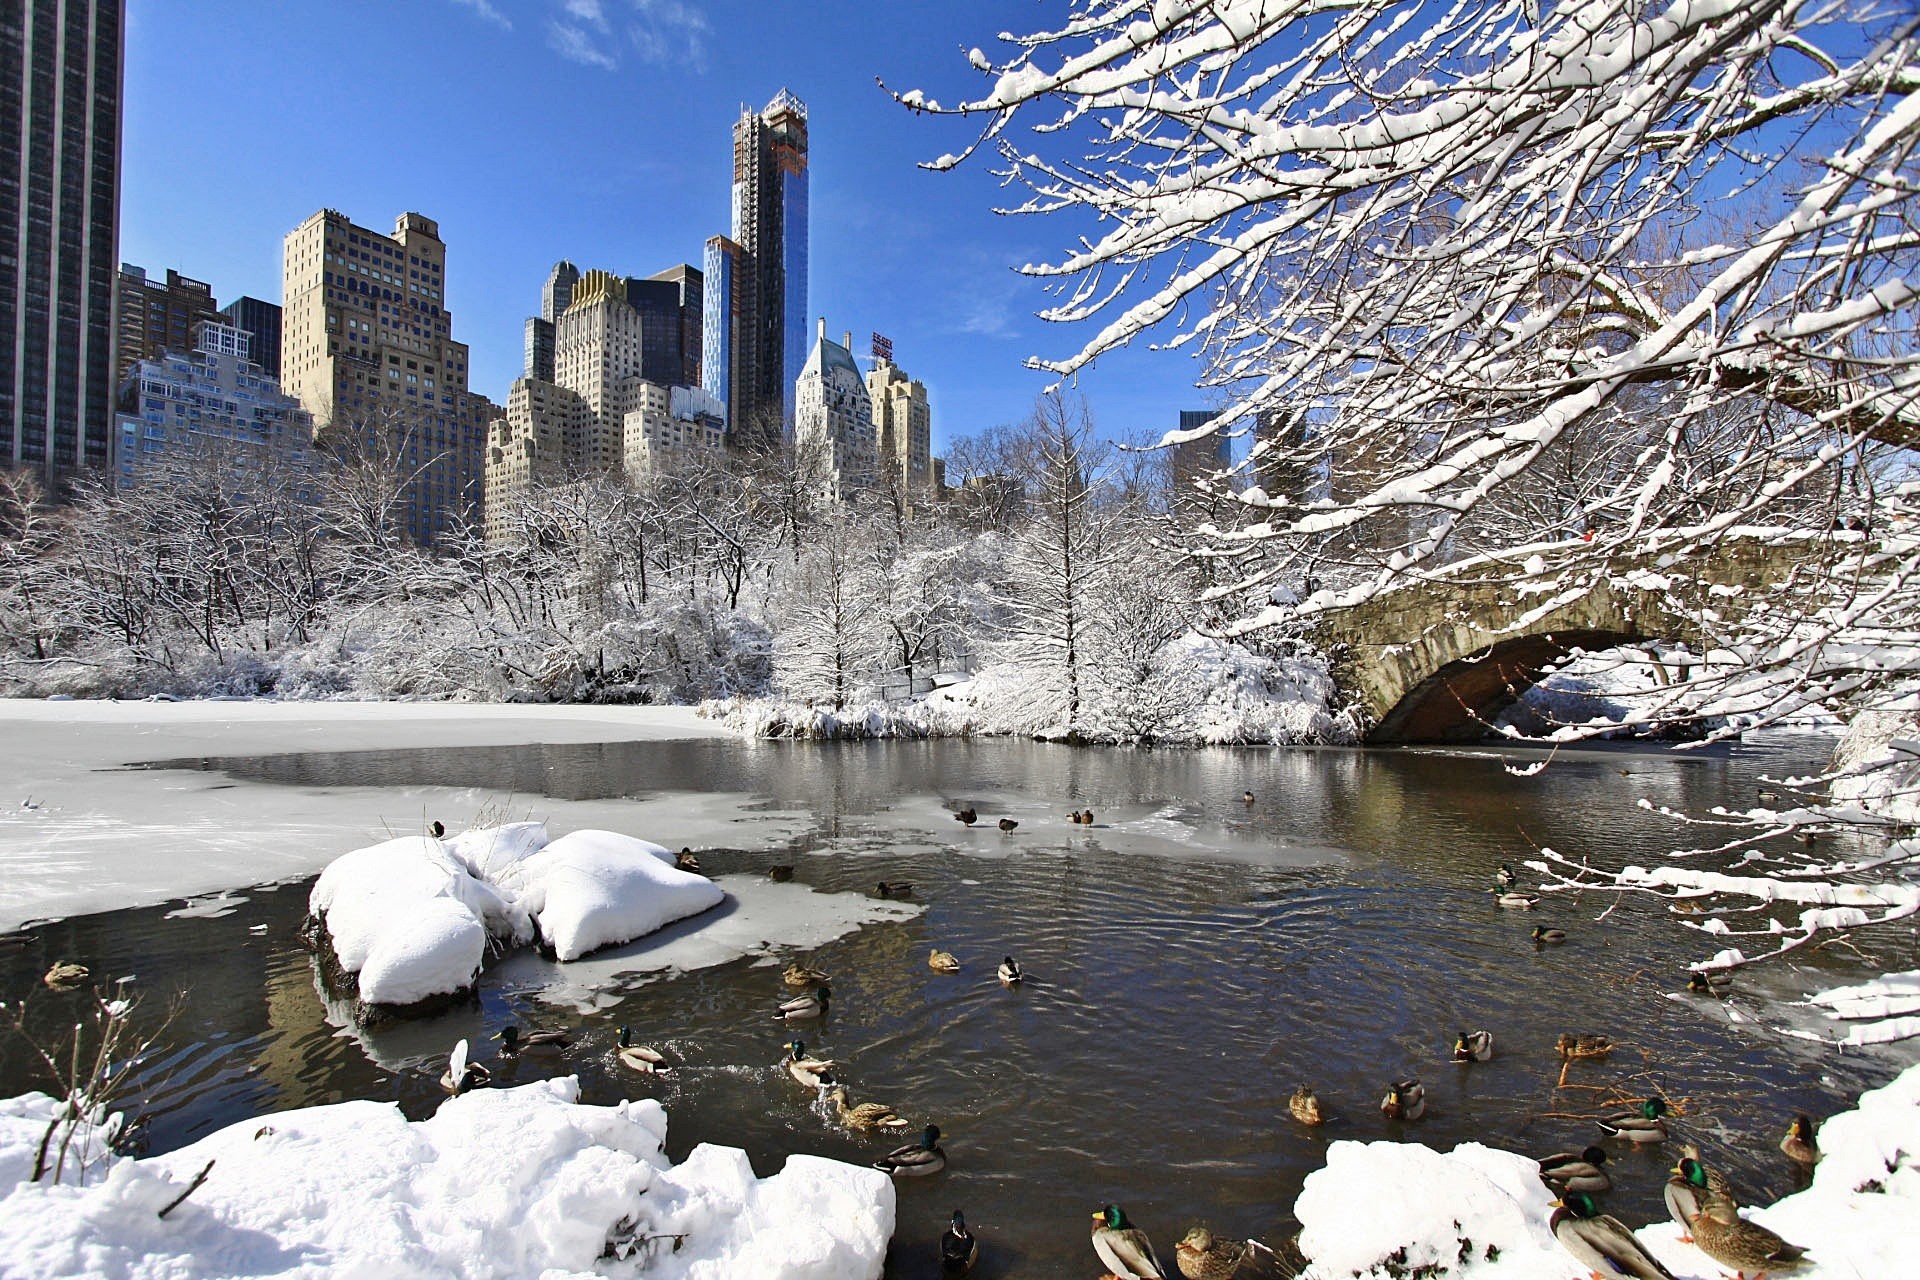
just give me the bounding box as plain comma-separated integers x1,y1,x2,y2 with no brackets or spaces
1306,535,1829,743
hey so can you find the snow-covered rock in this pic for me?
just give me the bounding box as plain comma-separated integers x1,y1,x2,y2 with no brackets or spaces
1290,1062,1920,1279
306,825,725,1011
0,1079,894,1279
515,829,724,962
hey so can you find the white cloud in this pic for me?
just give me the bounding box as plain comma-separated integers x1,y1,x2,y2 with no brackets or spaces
450,0,512,30
564,0,610,28
547,21,619,69
627,0,710,70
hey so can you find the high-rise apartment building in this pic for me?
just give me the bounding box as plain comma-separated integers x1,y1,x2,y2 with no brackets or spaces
1171,409,1234,512
2,0,123,485
522,260,579,383
795,319,874,501
115,264,220,380
867,340,932,506
281,208,493,544
486,266,720,537
710,90,807,450
701,235,744,429
627,264,702,390
218,295,282,382
114,320,313,490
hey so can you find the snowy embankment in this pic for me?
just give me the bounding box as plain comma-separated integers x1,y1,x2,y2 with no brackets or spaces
0,1078,892,1279
308,823,723,1016
706,633,1361,744
1294,1060,1920,1279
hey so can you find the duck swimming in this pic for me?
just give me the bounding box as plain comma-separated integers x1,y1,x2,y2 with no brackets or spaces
1531,925,1568,944
1780,1113,1820,1166
1451,1030,1494,1062
496,1024,570,1054
929,948,962,973
782,961,830,987
941,1209,978,1275
874,1123,947,1177
784,1038,835,1087
1492,889,1541,908
1597,1096,1668,1144
439,1038,490,1095
773,984,830,1021
1380,1078,1426,1121
1289,1085,1326,1126
615,1026,668,1072
828,1083,910,1131
997,956,1022,985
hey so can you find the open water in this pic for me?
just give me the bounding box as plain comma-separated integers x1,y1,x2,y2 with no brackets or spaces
0,732,1906,1276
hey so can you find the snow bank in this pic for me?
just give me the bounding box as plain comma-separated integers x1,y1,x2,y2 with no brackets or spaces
515,830,724,962
1290,1061,1920,1279
307,825,724,1010
0,1079,893,1279
705,634,1358,746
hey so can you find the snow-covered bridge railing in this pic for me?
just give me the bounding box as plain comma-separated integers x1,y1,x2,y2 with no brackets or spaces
1307,531,1866,743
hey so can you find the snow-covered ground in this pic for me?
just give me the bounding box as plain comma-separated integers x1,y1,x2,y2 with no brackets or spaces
1295,1058,1920,1279
0,1077,893,1279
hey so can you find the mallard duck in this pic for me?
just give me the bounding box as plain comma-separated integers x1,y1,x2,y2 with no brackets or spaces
784,1038,835,1086
1077,809,1096,825
1551,1192,1678,1279
1780,1113,1820,1166
942,1209,979,1275
1289,1085,1326,1126
767,864,795,882
782,961,830,987
1380,1078,1426,1121
828,1083,910,1130
1538,1145,1611,1195
997,817,1019,832
773,984,830,1020
1597,1096,1668,1143
1173,1225,1286,1279
429,819,446,838
997,956,1022,985
616,1025,668,1072
1091,1204,1166,1278
954,807,978,825
42,961,89,990
675,847,702,873
1452,1030,1494,1062
1688,968,1733,996
1665,1152,1735,1243
1556,1033,1614,1060
439,1038,491,1094
1687,1193,1809,1275
1494,862,1517,888
873,1123,946,1177
496,1024,570,1054
1492,889,1540,908
929,948,962,973
876,880,914,897
1242,791,1256,805
1532,925,1568,944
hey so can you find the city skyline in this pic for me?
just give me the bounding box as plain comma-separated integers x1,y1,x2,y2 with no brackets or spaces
116,1,1212,457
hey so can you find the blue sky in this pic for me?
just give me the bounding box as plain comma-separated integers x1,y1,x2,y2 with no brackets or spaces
119,0,1213,453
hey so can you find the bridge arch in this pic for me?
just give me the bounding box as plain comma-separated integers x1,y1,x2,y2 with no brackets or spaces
1311,537,1810,743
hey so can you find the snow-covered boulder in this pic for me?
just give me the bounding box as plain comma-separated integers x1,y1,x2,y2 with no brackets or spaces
0,1078,894,1279
305,835,504,1014
515,829,723,962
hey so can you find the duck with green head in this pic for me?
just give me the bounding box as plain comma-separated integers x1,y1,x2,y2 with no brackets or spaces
1492,889,1540,908
1091,1204,1165,1278
941,1209,978,1275
1664,1151,1735,1243
1451,1030,1493,1063
1597,1096,1668,1143
784,1038,835,1087
874,1123,946,1177
615,1026,667,1072
1551,1192,1678,1279
496,1024,570,1054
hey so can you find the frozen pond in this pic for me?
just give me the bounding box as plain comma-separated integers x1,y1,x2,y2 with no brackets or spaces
0,724,1906,1277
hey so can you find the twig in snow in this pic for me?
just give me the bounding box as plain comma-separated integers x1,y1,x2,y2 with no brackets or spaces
157,1159,213,1219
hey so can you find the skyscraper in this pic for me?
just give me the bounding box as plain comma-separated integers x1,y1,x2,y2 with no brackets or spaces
522,260,579,383
701,235,744,430
2,0,123,486
794,319,874,501
717,89,807,451
867,337,932,507
115,265,220,380
281,208,494,544
219,295,283,382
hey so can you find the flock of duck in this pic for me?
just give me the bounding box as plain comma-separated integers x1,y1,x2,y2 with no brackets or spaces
423,820,1823,1279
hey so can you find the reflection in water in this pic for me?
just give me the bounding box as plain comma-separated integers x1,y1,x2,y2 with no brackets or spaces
3,732,1903,1278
